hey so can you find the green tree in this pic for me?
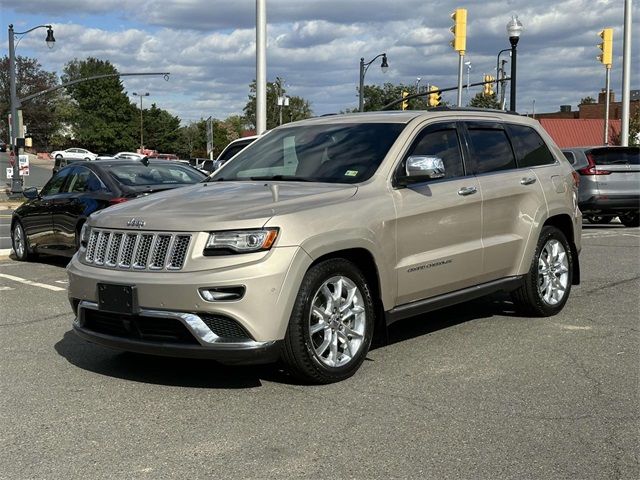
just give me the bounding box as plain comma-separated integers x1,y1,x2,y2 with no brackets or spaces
176,119,207,159
0,55,62,150
61,57,137,153
467,92,501,109
243,80,312,130
629,108,640,147
580,96,596,105
141,103,181,153
354,83,438,112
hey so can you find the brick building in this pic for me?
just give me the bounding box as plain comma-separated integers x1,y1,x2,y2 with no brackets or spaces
535,89,640,120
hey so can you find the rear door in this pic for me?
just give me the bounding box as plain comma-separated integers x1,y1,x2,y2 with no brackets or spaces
462,121,547,281
392,121,483,304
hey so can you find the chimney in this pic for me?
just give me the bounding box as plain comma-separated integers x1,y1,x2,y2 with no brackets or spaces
598,89,615,104
560,105,572,112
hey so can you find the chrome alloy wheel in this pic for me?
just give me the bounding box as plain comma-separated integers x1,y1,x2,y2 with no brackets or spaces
537,239,569,306
308,276,366,368
13,223,25,258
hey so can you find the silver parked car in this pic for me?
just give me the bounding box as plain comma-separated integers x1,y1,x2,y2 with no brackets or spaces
562,146,640,227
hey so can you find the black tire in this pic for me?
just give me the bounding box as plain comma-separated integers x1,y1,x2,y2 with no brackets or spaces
512,226,573,317
584,215,612,224
619,212,640,228
282,258,375,384
11,220,34,261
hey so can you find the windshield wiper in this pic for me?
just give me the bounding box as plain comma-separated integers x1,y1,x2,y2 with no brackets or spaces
248,175,313,182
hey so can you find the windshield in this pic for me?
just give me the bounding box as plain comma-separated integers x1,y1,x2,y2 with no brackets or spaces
108,163,205,186
211,123,405,183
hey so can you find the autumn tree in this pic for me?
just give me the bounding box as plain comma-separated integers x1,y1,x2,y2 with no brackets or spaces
0,55,63,150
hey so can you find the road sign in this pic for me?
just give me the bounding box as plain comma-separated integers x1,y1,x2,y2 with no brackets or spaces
19,154,29,176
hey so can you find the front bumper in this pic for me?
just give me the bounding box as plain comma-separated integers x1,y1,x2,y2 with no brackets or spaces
73,301,281,364
67,245,313,346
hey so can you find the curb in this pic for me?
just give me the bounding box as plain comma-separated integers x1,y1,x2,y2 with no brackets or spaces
0,248,13,257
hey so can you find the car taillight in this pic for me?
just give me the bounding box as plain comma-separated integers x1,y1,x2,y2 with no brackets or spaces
108,197,129,205
577,153,610,175
571,170,580,187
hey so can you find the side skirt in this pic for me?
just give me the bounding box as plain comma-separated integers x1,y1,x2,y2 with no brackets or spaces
385,276,524,326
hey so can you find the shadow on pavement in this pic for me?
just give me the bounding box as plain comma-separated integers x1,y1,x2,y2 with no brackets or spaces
54,294,521,388
54,330,290,389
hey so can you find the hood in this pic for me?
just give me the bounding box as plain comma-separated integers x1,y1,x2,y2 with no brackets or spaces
89,181,358,231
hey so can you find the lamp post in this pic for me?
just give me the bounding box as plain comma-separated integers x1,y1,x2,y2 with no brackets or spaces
359,53,388,112
132,92,149,151
506,15,523,112
8,23,55,195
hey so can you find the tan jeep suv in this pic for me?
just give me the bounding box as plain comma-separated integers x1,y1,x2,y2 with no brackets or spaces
67,109,581,383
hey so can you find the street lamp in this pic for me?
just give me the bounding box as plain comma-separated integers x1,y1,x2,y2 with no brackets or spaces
132,92,150,152
8,23,55,195
506,15,524,112
359,53,388,112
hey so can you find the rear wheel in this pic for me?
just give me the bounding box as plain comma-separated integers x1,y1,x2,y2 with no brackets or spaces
619,212,639,228
282,258,375,384
512,226,573,317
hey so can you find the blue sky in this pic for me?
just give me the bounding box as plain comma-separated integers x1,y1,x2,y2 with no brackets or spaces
1,0,638,124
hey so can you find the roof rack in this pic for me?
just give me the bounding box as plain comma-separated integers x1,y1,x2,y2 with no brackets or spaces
423,106,520,115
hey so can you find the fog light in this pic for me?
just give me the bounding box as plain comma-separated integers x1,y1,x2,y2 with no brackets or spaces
199,286,245,302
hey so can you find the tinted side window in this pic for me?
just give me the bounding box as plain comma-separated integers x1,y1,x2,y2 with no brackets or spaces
66,167,107,193
467,127,516,174
589,147,640,165
405,128,464,179
218,141,253,161
41,168,72,196
562,151,576,164
507,124,555,167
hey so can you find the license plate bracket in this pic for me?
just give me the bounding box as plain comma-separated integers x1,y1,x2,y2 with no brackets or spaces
97,283,138,314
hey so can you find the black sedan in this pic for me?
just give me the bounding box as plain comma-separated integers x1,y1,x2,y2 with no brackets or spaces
11,159,207,261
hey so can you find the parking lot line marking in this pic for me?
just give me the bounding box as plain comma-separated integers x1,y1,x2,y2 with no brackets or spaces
0,286,15,291
0,215,12,218
0,273,66,292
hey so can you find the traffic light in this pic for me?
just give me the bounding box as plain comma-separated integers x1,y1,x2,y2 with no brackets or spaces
450,8,467,53
428,86,441,107
401,90,409,110
597,28,613,67
483,75,495,96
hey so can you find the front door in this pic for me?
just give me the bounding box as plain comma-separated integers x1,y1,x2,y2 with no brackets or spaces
392,122,483,305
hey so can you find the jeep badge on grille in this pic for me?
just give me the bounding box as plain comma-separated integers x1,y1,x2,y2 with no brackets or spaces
127,218,145,228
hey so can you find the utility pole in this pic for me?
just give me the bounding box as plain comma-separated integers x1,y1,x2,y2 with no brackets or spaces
620,0,633,146
256,0,267,134
132,92,149,151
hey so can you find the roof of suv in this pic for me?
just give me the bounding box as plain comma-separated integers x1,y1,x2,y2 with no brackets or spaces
292,108,522,126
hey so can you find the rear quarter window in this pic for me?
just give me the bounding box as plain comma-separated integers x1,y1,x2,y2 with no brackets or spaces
506,124,556,167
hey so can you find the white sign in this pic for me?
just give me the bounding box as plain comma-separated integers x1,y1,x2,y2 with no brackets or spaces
18,154,29,176
6,167,13,179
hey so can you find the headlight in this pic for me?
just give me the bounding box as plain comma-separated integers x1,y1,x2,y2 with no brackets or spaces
204,228,279,255
80,223,91,248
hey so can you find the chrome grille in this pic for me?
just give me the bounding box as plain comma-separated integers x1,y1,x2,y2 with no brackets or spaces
84,229,191,271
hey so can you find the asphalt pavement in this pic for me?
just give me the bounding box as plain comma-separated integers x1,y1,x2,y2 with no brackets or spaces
0,224,638,479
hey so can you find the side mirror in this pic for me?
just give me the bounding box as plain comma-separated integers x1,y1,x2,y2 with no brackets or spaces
397,156,446,186
23,187,39,200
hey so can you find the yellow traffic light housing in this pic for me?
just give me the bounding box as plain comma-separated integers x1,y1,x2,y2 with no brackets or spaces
428,86,441,107
483,75,495,96
450,8,467,53
401,90,409,110
597,28,613,67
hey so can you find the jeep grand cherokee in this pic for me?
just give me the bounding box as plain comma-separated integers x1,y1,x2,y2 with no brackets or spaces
67,110,581,384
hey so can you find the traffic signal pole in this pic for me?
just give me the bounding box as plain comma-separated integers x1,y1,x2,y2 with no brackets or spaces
604,66,611,145
457,53,464,107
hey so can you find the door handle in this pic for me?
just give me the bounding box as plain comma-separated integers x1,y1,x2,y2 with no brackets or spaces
458,186,478,196
520,176,537,185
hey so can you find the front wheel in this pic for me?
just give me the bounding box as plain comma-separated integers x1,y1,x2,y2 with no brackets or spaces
512,226,573,317
282,259,375,384
619,212,639,228
11,220,33,261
